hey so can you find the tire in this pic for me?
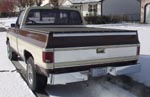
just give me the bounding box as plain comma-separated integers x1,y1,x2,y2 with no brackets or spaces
26,57,47,92
7,43,18,60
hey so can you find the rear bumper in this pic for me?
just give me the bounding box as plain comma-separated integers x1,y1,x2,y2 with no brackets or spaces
36,60,138,76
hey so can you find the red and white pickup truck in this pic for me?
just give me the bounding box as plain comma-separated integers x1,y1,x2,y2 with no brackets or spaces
6,6,140,91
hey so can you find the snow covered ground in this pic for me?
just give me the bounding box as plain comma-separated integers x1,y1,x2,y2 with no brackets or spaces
0,17,17,29
46,77,137,97
0,32,36,97
0,17,150,97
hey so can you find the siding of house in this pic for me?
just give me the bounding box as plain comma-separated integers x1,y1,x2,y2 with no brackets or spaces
102,0,141,21
141,0,150,23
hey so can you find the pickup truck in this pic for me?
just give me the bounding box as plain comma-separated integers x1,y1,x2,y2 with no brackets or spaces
6,6,140,91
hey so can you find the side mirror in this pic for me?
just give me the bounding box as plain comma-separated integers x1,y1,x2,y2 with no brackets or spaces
11,23,16,27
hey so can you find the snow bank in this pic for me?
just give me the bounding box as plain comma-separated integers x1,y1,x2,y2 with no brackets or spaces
132,55,150,86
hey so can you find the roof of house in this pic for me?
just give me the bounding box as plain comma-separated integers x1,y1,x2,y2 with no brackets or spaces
70,0,102,4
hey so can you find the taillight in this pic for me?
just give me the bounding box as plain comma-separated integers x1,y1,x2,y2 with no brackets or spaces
42,52,54,63
137,46,140,55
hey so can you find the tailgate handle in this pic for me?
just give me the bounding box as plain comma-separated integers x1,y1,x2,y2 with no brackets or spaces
96,48,105,53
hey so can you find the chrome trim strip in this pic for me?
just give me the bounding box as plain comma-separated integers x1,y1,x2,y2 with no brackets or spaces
53,32,137,37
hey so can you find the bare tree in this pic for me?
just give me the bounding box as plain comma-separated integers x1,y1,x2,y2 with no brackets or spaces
18,0,26,7
49,0,58,6
28,0,35,6
49,0,66,7
15,0,35,8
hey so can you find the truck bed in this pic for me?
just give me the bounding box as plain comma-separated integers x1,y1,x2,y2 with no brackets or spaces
23,26,139,48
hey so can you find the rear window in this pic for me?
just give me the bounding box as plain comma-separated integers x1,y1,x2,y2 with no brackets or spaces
26,9,83,25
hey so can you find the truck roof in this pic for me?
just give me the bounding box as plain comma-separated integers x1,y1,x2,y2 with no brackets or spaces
25,6,80,12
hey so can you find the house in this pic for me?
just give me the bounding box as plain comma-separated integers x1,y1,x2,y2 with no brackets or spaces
42,0,141,21
42,0,102,16
141,0,150,23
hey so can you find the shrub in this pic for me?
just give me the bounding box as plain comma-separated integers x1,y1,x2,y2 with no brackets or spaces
84,15,129,24
0,12,18,17
84,16,111,24
111,15,129,23
0,12,9,17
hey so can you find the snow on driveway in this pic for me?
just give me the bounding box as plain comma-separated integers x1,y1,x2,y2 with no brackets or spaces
46,77,137,97
0,32,36,97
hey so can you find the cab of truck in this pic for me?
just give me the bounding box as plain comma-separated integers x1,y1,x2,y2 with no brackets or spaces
11,7,85,28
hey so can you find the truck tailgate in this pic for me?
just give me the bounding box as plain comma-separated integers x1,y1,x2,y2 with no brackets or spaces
46,30,139,68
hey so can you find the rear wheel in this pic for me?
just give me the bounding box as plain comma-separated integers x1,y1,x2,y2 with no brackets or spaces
7,43,18,60
26,57,47,92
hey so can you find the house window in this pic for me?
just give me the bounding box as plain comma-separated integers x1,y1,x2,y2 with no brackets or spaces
72,5,82,10
88,4,97,16
88,5,92,12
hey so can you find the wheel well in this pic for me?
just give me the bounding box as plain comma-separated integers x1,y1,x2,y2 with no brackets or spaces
24,50,33,62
